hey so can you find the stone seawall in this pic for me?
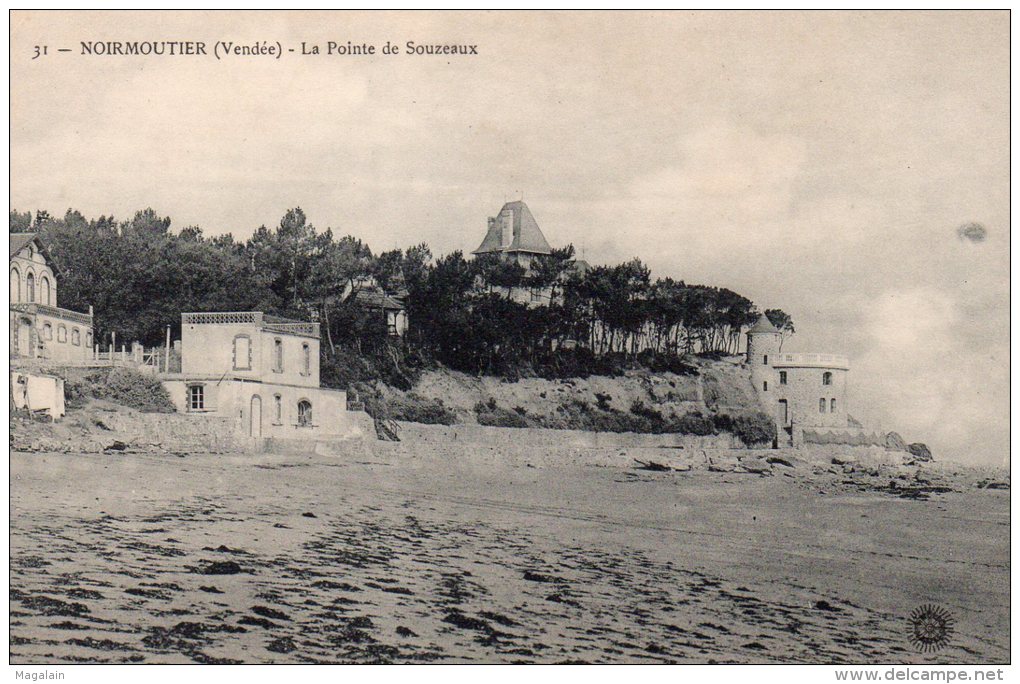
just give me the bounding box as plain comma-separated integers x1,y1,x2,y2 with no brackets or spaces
394,422,739,450
376,421,913,474
378,421,740,470
93,410,250,452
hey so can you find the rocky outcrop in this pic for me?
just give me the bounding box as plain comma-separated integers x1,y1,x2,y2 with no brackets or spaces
885,431,907,451
906,443,933,462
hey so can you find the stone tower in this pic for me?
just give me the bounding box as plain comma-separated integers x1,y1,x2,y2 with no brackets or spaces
746,313,782,395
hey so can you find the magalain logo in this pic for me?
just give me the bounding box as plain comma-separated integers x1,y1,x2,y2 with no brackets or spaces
907,604,955,653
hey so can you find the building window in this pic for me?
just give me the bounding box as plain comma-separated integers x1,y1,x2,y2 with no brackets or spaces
85,331,92,348
763,381,768,392
819,398,826,413
302,343,310,376
233,335,252,370
26,272,35,303
41,276,51,306
187,385,205,411
779,371,787,385
763,354,768,365
297,399,312,426
27,246,33,259
71,328,80,346
830,398,837,413
57,325,67,343
274,394,282,424
274,338,283,372
43,323,52,340
10,267,20,303
823,371,832,386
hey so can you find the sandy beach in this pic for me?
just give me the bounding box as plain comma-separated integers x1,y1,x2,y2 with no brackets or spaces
9,446,1009,664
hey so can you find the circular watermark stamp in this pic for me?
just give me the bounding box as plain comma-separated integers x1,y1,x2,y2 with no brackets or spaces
907,604,955,653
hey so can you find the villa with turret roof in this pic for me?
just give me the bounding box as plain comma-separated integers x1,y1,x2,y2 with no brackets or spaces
472,201,588,307
473,201,553,269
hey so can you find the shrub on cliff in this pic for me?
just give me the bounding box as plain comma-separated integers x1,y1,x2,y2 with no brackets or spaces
389,393,457,425
730,411,777,447
473,401,530,428
63,377,91,410
63,368,175,413
672,411,718,436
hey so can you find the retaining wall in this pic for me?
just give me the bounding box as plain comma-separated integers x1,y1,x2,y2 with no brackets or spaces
394,422,739,450
97,410,249,451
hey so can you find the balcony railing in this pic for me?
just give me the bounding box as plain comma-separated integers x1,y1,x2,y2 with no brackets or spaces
772,352,849,369
264,321,319,337
182,311,260,325
181,311,319,337
10,302,93,326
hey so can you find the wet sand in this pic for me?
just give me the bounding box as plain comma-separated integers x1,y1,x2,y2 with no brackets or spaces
9,448,1009,663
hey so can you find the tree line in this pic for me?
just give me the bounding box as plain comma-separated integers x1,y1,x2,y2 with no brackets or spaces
11,207,793,382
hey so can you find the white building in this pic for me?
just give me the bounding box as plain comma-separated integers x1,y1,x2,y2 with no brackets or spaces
746,313,851,447
9,233,95,363
161,311,365,441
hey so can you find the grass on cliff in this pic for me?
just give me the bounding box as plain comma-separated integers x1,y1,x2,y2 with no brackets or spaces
63,368,176,413
466,395,775,446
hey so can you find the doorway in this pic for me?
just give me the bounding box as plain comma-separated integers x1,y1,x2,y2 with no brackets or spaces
250,395,262,437
17,317,33,357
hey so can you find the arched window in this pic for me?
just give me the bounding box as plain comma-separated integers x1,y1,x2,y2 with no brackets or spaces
10,267,20,303
25,272,34,303
297,400,312,426
779,371,787,385
763,380,768,392
85,331,92,348
274,394,282,424
71,328,81,346
823,372,832,386
273,338,283,372
40,276,51,305
57,324,67,343
830,398,836,413
43,323,52,340
187,384,205,411
302,343,310,376
233,334,251,370
819,398,826,413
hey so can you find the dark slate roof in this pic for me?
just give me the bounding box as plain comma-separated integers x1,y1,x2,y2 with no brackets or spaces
8,232,60,275
565,259,591,276
473,201,553,255
474,219,504,254
9,233,37,259
354,290,404,310
747,313,781,334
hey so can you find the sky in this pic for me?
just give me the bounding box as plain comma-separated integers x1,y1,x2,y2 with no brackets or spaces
10,11,1010,465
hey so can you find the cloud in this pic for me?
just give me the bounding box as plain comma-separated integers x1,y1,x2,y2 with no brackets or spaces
851,287,1007,464
625,123,809,247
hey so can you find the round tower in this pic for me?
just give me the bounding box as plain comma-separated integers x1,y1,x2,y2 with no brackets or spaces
746,313,782,395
